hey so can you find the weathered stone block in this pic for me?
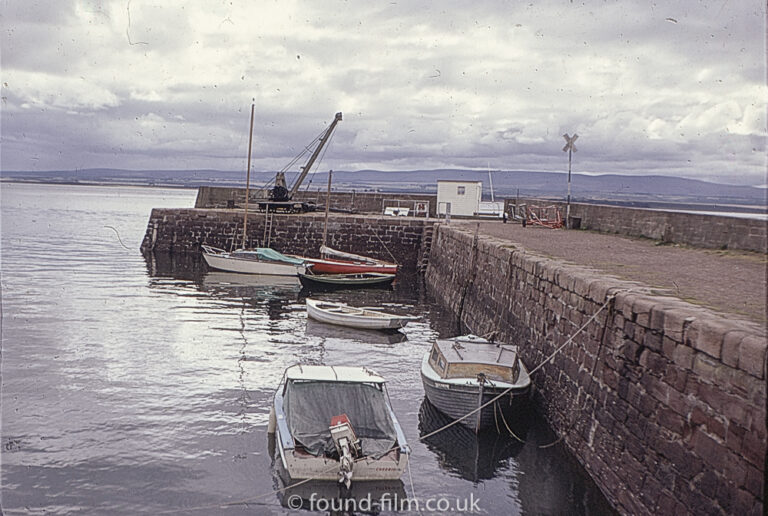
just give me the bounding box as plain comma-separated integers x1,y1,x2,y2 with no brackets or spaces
738,334,767,378
632,296,656,328
744,464,763,498
691,318,732,360
691,427,726,469
642,329,663,352
657,406,685,435
741,423,767,469
663,309,696,342
692,352,719,382
672,343,695,370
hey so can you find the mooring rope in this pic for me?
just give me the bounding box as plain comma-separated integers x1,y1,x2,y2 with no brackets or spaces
495,400,526,443
526,293,616,377
373,231,399,265
405,452,424,515
153,291,622,513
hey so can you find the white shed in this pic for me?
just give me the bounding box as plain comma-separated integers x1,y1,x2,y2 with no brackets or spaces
436,180,482,217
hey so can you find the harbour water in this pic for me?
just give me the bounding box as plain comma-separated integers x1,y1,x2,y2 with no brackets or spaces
1,183,613,514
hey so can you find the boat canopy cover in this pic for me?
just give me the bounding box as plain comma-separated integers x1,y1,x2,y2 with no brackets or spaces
231,248,305,265
284,380,397,457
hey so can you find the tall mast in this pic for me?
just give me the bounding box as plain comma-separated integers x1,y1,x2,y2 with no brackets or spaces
323,170,332,247
241,103,255,249
487,163,495,203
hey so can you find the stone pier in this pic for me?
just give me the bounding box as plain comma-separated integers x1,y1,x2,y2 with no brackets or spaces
425,224,766,515
140,208,766,515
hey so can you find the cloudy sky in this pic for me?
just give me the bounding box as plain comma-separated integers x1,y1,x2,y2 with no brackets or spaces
2,1,766,185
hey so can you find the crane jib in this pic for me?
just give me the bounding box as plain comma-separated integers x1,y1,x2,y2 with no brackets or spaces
285,112,343,199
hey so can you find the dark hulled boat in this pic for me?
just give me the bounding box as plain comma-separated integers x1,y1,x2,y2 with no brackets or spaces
297,270,396,289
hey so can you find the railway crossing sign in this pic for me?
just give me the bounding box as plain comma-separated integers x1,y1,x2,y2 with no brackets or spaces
562,133,578,153
562,133,578,229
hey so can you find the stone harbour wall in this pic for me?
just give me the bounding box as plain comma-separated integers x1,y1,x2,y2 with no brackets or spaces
140,208,427,267
508,199,767,253
194,186,438,217
425,224,766,515
195,188,766,252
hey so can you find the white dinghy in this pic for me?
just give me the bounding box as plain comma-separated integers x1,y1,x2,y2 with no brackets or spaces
268,365,410,487
305,298,419,330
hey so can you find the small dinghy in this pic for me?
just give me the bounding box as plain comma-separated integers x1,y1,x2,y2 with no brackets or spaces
421,334,531,433
298,270,396,289
268,364,410,487
306,298,419,330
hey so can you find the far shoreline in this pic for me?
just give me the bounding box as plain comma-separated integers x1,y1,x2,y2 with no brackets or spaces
1,178,200,191
3,178,766,217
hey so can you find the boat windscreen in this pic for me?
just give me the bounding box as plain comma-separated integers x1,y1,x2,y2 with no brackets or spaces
284,381,397,457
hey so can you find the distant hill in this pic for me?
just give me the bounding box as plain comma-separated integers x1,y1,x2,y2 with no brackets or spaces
2,168,765,207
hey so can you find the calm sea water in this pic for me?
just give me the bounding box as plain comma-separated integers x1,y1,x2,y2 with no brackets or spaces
1,183,613,515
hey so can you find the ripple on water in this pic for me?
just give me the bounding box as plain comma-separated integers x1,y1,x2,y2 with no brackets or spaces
1,184,614,515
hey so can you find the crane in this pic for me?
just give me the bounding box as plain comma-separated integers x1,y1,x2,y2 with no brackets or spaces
260,112,342,213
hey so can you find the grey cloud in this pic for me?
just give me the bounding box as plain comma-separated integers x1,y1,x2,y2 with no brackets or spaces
1,0,765,185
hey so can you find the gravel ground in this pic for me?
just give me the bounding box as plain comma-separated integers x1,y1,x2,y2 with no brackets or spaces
454,220,767,324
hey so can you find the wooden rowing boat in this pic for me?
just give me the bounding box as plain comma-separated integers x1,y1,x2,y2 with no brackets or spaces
305,298,418,330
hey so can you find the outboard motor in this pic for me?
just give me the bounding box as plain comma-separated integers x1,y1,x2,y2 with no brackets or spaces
329,414,361,488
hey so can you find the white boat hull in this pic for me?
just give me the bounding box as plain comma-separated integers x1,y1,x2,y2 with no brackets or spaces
270,365,410,483
202,251,306,276
306,299,417,330
276,436,408,481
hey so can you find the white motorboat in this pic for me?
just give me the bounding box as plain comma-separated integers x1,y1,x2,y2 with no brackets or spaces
268,364,410,487
305,298,419,330
421,334,531,433
201,245,307,276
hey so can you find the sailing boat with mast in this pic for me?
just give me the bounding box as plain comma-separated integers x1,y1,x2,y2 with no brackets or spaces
293,170,400,275
201,104,309,276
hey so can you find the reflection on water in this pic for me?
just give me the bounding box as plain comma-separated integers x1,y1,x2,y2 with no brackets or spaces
1,183,614,515
202,271,302,290
305,318,409,344
418,398,527,483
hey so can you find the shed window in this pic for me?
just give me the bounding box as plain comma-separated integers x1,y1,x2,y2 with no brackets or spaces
457,186,466,195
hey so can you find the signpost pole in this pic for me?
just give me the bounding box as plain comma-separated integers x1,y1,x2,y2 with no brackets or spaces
562,133,579,229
